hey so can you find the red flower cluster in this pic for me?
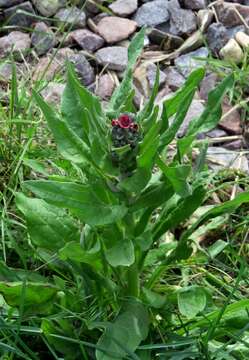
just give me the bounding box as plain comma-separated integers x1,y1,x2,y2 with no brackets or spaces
112,114,138,131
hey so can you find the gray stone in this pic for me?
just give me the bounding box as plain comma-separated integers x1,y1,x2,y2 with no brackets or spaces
69,53,95,86
206,23,229,56
95,46,128,71
85,0,104,14
206,128,227,138
164,66,185,91
109,0,138,17
33,56,63,81
214,1,249,28
133,0,169,27
68,29,104,52
96,17,137,44
147,63,167,89
148,28,184,51
0,63,13,84
206,147,248,173
31,0,66,17
0,0,24,8
95,74,115,100
199,73,218,101
31,22,56,56
219,38,243,64
169,0,197,36
0,31,31,61
183,0,206,10
41,83,65,106
224,140,244,150
55,7,86,29
177,99,205,137
219,99,242,135
175,47,209,77
4,2,35,28
227,25,246,40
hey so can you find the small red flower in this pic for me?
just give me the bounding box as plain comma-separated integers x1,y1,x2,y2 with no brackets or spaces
118,115,132,129
111,119,119,126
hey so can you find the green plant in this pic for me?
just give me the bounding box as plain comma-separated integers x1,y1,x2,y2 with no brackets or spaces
1,29,249,359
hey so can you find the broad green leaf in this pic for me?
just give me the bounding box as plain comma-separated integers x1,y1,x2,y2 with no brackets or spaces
187,74,234,135
153,185,206,241
24,180,127,226
105,239,135,267
59,241,102,268
61,65,90,144
156,157,191,197
23,158,49,176
142,288,166,309
119,168,151,194
163,68,205,118
0,282,58,314
178,286,207,318
96,300,149,360
137,66,160,124
16,193,78,250
159,88,196,151
135,231,153,251
131,181,174,212
33,91,92,165
137,122,160,169
108,28,145,113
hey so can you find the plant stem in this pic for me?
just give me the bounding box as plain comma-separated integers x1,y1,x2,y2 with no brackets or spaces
127,263,140,298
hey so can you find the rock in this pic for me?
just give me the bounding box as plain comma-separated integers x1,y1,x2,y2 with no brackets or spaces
227,25,245,39
0,31,31,61
206,23,229,56
133,63,166,97
67,29,104,52
147,63,167,89
31,0,66,17
219,99,242,135
109,0,138,17
4,2,35,28
33,56,62,81
199,73,218,101
41,82,65,106
235,31,249,48
55,47,74,60
55,7,86,29
85,0,104,14
214,1,249,28
133,0,169,27
219,39,243,64
69,53,95,86
197,9,214,32
183,0,206,10
206,147,248,173
31,22,56,56
148,28,184,51
0,0,24,7
95,74,115,100
156,85,172,104
164,66,185,91
96,17,137,44
95,46,128,71
0,63,13,84
224,140,244,150
175,47,209,77
177,99,205,137
168,0,197,36
206,128,228,138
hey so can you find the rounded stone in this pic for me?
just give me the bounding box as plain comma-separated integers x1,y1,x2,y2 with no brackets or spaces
96,17,137,44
